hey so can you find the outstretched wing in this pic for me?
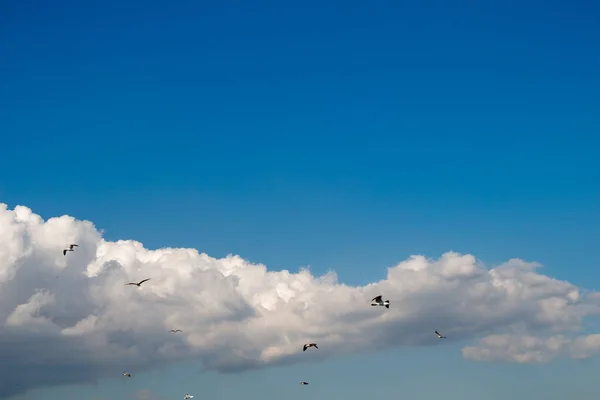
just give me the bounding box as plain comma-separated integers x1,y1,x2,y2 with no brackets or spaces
138,278,151,285
63,249,67,256
372,295,382,302
125,283,138,286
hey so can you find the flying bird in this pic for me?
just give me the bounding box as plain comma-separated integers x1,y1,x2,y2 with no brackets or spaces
300,381,309,385
435,330,446,339
303,343,318,351
371,295,390,308
184,394,194,399
125,278,151,287
123,372,131,377
169,329,183,333
62,244,78,255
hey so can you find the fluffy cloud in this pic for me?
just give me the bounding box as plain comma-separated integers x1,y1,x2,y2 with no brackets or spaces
1,202,599,397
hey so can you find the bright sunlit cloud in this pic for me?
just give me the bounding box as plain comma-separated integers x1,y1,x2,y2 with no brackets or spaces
1,203,600,397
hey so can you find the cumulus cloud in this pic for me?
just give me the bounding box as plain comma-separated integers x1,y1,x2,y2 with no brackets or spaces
1,203,600,396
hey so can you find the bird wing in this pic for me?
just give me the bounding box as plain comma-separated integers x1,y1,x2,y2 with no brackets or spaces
314,344,318,348
125,283,137,285
70,244,78,248
372,295,382,302
138,278,151,285
435,330,441,336
303,344,308,351
63,250,67,255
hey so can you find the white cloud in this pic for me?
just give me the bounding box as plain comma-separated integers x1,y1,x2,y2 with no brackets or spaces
0,202,599,396
463,333,600,363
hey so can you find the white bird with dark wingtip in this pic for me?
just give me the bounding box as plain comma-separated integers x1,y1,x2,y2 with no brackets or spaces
371,295,390,308
303,343,318,351
184,394,194,399
123,372,131,378
435,330,446,339
300,381,309,385
62,244,78,256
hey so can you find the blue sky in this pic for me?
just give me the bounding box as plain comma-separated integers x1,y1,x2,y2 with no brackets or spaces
1,0,599,399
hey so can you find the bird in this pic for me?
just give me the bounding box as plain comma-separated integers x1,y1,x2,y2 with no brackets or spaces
300,381,309,385
125,278,151,287
169,329,183,333
303,343,318,351
435,330,446,339
62,244,78,255
123,372,131,377
371,295,390,308
184,394,194,399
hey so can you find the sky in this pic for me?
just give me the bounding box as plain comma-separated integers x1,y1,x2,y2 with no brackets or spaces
0,0,599,399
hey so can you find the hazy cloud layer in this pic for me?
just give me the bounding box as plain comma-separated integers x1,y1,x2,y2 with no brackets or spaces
1,203,599,396
132,389,161,400
463,333,600,363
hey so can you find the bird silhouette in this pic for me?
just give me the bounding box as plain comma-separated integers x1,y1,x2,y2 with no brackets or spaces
63,244,78,255
125,278,151,287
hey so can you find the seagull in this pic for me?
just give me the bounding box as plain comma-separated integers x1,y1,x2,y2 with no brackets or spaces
371,295,390,308
303,343,318,351
169,329,183,333
123,372,131,377
435,330,446,339
125,278,151,287
300,381,309,385
184,394,194,399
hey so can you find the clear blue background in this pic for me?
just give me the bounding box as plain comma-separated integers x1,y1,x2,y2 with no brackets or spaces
1,0,599,399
